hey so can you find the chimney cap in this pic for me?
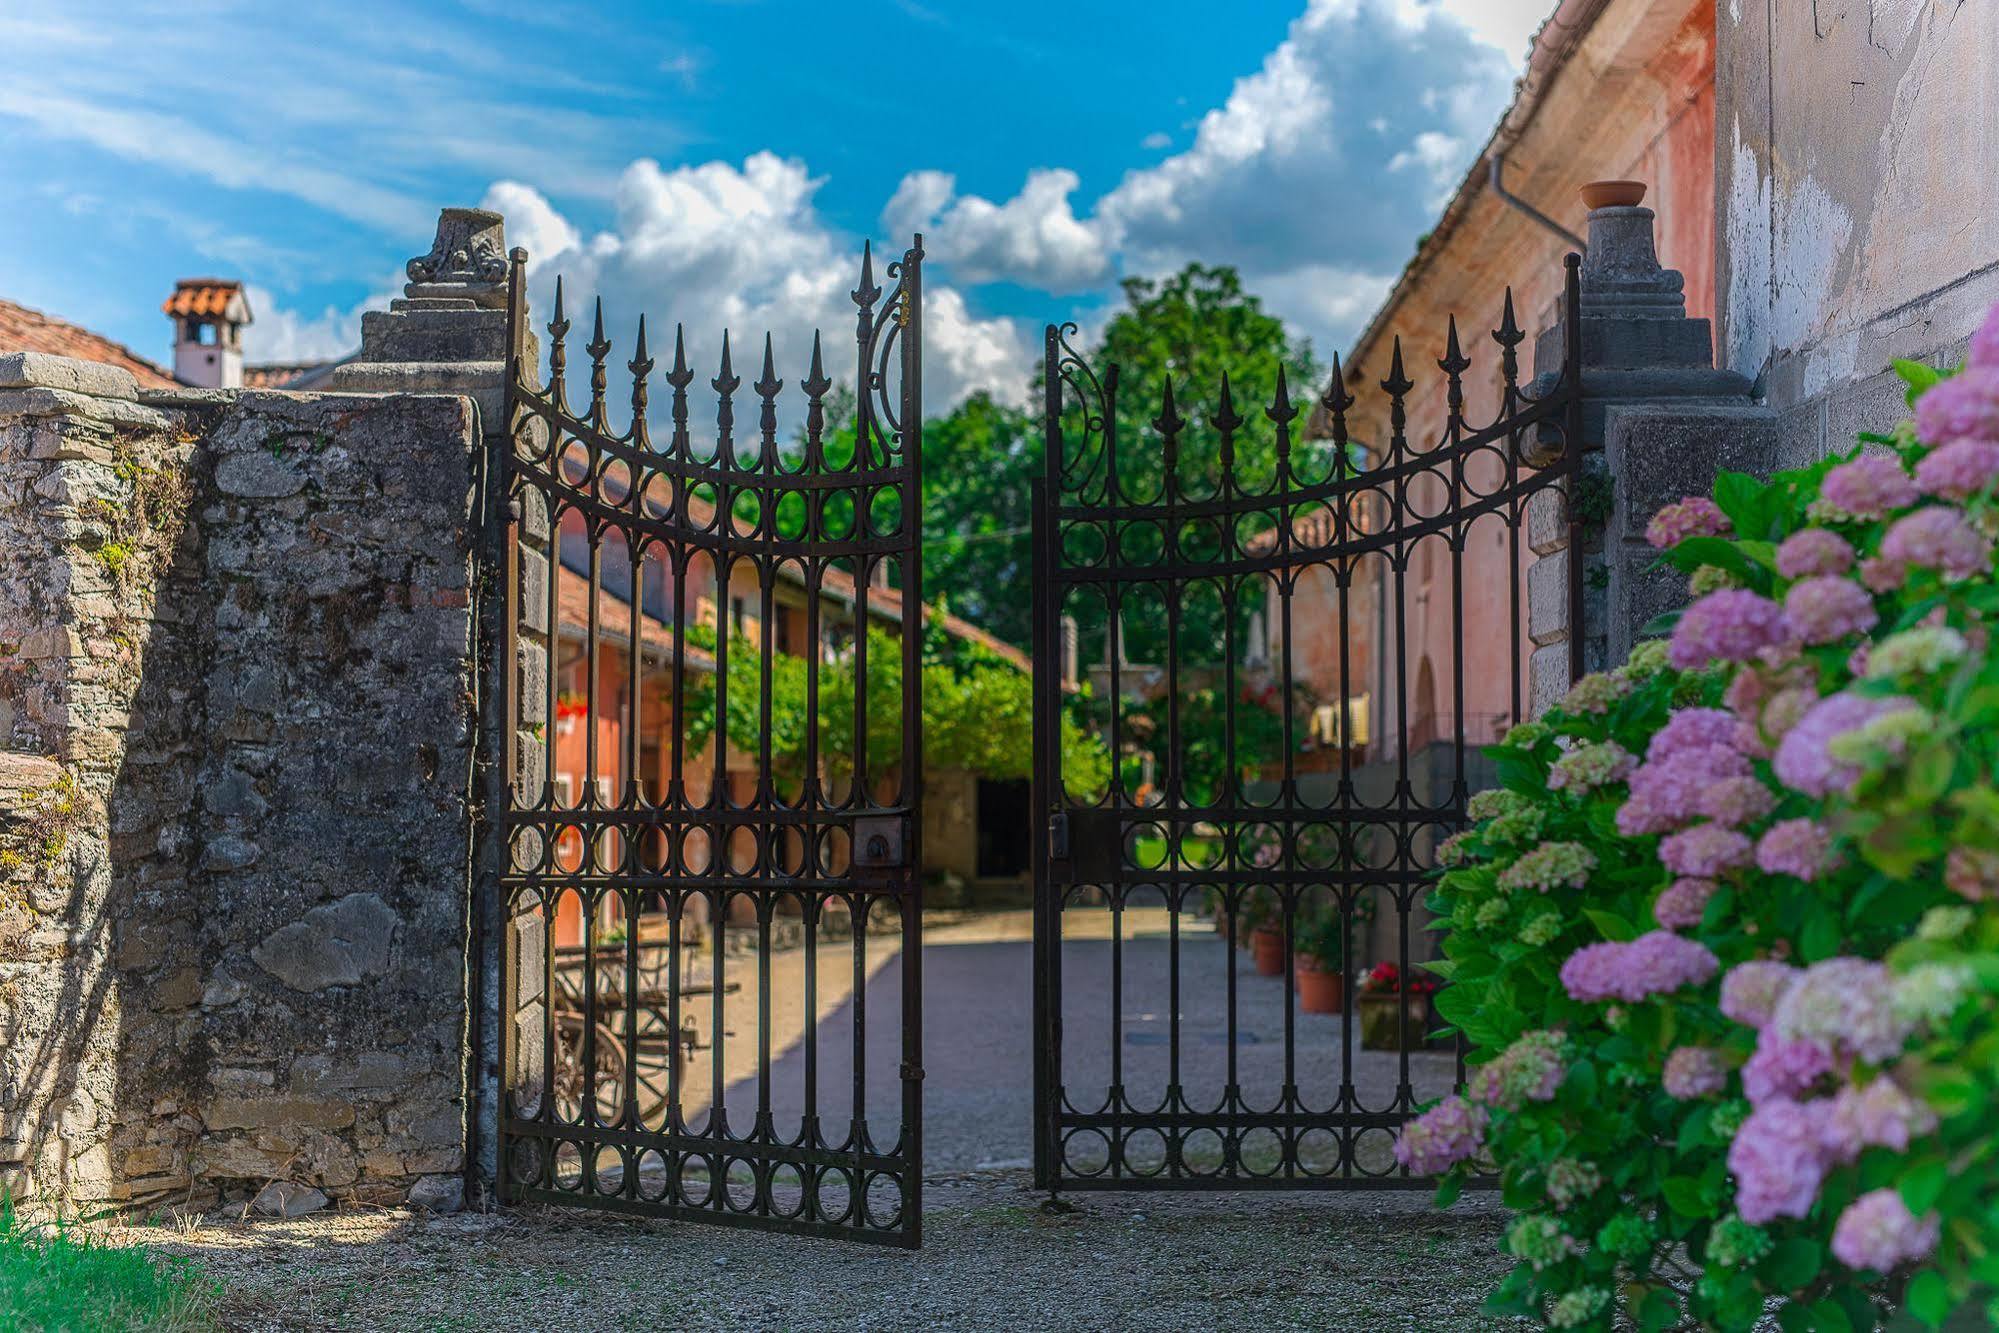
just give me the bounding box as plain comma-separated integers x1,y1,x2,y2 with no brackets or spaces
163,279,252,323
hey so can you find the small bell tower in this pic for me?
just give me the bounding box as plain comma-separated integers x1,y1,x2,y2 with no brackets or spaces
163,279,253,388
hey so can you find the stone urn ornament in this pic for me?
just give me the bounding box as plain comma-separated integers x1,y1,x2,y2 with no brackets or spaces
404,207,510,308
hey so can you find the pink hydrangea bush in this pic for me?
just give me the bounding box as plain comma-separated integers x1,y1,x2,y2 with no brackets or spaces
1414,303,1999,1331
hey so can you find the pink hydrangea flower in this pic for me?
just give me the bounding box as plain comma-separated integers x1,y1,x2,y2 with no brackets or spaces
1771,957,1913,1064
1465,1030,1565,1110
1393,1094,1487,1175
1817,454,1918,520
1720,960,1799,1029
1880,505,1992,580
1653,877,1718,929
1617,744,1753,836
1755,818,1835,881
1668,590,1790,671
1773,692,1921,797
1646,496,1730,549
1783,576,1877,645
1646,708,1746,763
1729,1099,1829,1224
1775,528,1856,579
1659,823,1753,878
1859,554,1906,593
1698,777,1776,828
1831,1188,1940,1272
1758,686,1819,748
1662,1046,1728,1100
1972,305,1999,371
1741,1029,1834,1105
1914,365,1999,450
1820,1079,1938,1164
1914,438,1999,500
1559,931,1717,1003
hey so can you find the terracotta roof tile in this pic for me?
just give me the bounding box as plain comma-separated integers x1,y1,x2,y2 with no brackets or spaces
242,362,330,389
0,298,177,389
162,279,245,320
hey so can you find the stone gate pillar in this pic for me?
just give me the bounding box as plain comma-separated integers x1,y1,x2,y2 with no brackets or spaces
1527,184,1776,708
332,207,530,1203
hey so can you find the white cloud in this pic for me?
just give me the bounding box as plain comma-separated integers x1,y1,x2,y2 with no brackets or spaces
482,156,1030,415
883,168,1112,293
857,0,1523,359
1140,132,1173,151
1388,130,1467,211
241,285,367,364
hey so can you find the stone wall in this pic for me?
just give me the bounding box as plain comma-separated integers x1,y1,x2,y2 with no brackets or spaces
1716,0,1999,468
0,351,480,1215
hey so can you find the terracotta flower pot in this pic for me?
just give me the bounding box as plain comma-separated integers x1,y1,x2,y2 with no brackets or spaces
1250,925,1286,977
1579,179,1647,210
1294,958,1344,1013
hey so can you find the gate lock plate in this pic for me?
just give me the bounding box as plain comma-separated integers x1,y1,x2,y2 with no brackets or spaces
853,815,910,869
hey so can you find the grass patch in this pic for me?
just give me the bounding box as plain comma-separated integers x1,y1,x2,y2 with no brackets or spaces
0,1201,221,1332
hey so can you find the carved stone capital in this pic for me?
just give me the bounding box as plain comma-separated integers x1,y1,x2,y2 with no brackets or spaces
404,208,509,308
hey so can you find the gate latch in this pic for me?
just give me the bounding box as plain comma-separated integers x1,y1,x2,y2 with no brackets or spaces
853,815,909,869
1048,811,1069,860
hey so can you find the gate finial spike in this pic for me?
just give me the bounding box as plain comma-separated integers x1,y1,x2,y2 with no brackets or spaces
546,276,570,407
1440,314,1469,376
1151,375,1184,437
1382,336,1413,397
1266,364,1297,425
629,314,654,435
1213,371,1243,434
666,322,691,388
666,323,692,457
585,296,612,422
755,332,782,398
803,329,831,398
1495,288,1522,346
1323,350,1355,414
714,329,739,393
852,240,881,309
1495,288,1523,389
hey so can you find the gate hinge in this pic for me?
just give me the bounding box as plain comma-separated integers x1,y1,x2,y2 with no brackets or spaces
1048,811,1069,860
900,1061,926,1082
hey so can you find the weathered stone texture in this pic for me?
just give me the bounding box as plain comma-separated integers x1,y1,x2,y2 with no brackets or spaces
0,355,478,1215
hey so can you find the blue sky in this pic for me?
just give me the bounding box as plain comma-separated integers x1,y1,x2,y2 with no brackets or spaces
0,0,1553,406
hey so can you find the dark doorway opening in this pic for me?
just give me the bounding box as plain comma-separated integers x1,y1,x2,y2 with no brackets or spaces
975,778,1031,878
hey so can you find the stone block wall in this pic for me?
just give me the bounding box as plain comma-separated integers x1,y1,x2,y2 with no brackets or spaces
0,352,480,1215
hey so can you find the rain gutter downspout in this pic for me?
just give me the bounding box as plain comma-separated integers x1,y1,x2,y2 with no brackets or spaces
1488,151,1586,254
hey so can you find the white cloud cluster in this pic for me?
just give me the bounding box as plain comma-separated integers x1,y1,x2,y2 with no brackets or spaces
878,0,1534,360
885,168,1113,293
482,154,1033,414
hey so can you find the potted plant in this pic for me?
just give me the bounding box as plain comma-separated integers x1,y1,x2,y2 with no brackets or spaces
1244,888,1286,976
1356,962,1437,1050
1291,905,1345,1013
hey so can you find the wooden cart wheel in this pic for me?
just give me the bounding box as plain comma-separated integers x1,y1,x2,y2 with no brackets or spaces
552,1015,628,1122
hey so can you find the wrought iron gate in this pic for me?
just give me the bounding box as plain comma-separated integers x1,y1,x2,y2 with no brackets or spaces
495,239,926,1245
1030,260,1585,1191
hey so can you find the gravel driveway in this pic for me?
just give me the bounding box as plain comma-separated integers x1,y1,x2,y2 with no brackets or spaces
113,911,1511,1330
132,1174,1512,1331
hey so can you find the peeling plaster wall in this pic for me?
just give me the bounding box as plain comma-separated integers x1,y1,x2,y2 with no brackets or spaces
0,354,478,1215
1717,0,1999,467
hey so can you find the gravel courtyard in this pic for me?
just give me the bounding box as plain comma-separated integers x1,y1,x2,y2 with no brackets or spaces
116,911,1510,1330
131,1176,1513,1331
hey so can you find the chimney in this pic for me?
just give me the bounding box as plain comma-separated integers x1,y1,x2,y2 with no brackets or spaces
163,279,253,388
